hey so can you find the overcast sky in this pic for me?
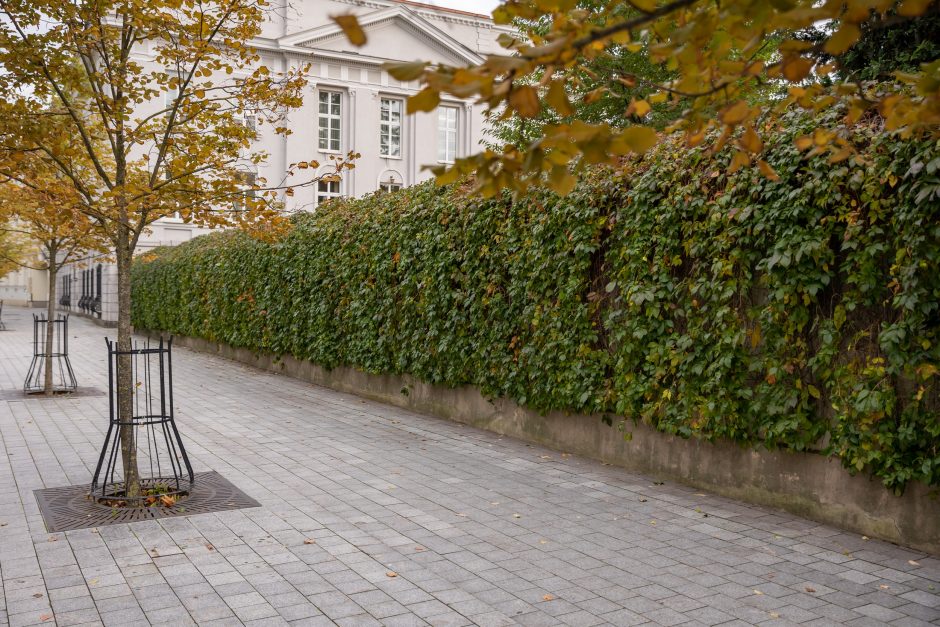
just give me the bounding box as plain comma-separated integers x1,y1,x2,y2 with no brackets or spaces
419,0,502,15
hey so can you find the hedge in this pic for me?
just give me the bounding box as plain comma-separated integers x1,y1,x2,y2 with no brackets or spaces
132,108,940,492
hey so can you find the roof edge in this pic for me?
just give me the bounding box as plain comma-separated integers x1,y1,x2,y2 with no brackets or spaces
390,0,493,21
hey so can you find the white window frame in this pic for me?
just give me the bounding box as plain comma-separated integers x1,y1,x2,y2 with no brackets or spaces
318,90,342,153
438,106,458,164
380,97,403,159
316,177,342,207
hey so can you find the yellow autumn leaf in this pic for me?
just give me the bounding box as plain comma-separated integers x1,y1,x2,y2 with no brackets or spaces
613,125,658,154
407,88,440,113
631,99,651,117
383,61,427,81
719,100,751,125
546,81,574,116
728,150,750,173
782,57,813,82
824,24,861,55
758,160,780,181
509,85,540,118
794,135,813,151
739,126,763,153
331,14,367,46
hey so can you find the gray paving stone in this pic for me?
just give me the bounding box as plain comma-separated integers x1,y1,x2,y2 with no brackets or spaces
1,310,937,627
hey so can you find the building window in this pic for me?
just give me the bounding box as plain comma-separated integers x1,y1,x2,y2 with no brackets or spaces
165,73,180,114
240,110,257,133
318,91,342,152
234,172,257,211
316,179,341,206
438,106,458,163
380,98,402,158
379,171,403,193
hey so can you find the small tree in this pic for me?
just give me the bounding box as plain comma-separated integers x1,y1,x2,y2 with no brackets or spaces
0,159,108,394
0,0,350,497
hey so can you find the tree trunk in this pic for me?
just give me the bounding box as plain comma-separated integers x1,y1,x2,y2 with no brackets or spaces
44,257,57,395
116,235,140,498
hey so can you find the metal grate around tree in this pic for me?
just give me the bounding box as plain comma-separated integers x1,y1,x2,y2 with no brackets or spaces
91,337,195,506
24,313,78,394
34,471,260,532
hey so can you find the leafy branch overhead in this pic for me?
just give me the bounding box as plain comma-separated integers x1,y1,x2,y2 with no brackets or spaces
333,0,940,195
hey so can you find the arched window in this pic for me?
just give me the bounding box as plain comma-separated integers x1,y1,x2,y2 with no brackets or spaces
378,169,404,193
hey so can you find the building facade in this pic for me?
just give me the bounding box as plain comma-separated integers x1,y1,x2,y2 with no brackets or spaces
34,0,510,324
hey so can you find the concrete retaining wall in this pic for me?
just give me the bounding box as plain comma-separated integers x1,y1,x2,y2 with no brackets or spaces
151,331,940,555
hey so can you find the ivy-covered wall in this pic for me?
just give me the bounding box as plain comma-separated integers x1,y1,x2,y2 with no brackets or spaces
132,109,940,492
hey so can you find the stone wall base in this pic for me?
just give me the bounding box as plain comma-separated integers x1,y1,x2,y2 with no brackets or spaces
148,331,940,555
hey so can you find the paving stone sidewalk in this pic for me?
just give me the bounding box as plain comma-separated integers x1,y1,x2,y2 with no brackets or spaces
0,308,937,627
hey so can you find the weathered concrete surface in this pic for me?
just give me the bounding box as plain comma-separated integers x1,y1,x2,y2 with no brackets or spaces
161,332,940,555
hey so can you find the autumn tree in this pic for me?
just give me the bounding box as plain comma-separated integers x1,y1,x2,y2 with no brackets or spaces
337,0,940,195
0,0,348,496
0,157,108,394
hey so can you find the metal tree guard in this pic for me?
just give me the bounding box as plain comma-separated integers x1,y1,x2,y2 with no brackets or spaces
0,300,5,331
91,337,194,505
24,314,78,393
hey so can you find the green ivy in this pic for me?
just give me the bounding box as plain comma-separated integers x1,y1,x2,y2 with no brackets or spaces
132,108,940,493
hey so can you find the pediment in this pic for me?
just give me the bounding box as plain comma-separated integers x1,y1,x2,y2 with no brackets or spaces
280,7,483,66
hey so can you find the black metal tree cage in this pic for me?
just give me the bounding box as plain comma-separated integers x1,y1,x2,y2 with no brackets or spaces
24,314,78,393
91,337,194,505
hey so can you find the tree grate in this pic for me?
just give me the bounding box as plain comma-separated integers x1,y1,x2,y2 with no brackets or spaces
0,387,105,400
33,471,260,532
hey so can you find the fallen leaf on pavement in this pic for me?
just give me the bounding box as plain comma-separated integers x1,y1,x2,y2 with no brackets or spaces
542,594,554,601
303,539,315,545
753,590,764,595
386,571,397,578
908,560,920,566
39,615,52,622
805,587,816,593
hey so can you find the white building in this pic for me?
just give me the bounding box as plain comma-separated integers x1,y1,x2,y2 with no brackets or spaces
10,0,509,324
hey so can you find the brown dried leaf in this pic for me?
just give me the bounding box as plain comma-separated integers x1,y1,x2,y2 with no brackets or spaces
332,14,367,46
386,571,398,577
